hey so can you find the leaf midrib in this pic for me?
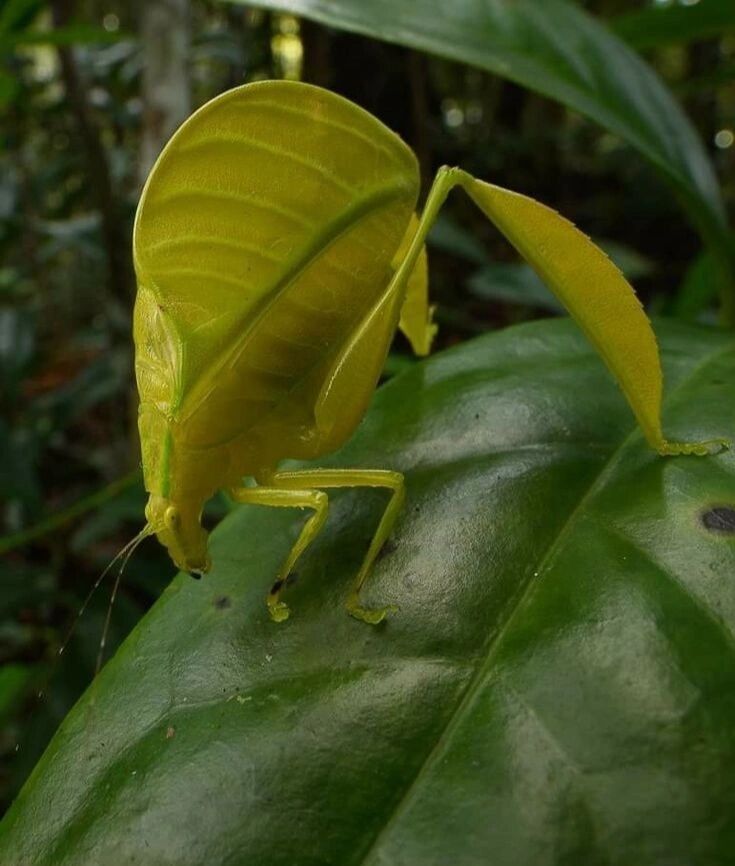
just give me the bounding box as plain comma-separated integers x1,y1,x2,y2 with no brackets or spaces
356,339,735,864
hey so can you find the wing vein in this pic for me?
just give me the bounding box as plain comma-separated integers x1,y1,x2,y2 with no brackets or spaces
229,98,408,167
178,135,356,195
178,181,414,420
149,188,317,229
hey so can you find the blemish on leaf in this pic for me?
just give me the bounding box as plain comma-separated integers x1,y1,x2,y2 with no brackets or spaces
378,539,398,560
165,726,175,739
286,571,299,586
701,506,735,535
214,595,231,610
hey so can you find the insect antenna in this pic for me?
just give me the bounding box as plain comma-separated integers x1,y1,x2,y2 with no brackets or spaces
51,523,155,680
94,522,155,676
77,522,157,759
14,522,158,768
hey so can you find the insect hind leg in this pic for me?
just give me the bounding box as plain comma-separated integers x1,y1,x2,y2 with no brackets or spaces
228,485,329,622
267,469,405,625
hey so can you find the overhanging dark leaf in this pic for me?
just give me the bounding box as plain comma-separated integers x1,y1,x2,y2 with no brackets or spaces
231,0,733,305
613,0,735,49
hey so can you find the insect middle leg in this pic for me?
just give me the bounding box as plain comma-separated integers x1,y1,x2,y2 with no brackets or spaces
263,469,405,625
227,485,329,623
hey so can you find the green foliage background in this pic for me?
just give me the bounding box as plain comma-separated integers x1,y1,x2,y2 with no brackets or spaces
0,0,734,827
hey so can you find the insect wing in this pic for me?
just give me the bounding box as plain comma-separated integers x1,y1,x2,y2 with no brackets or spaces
133,81,420,460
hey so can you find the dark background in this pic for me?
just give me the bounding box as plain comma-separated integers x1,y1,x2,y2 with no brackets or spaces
1,0,733,813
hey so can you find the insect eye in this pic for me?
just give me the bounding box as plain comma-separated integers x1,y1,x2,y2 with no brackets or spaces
164,506,180,530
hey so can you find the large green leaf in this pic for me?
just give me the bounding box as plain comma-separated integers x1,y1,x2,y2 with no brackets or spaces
613,0,735,49
3,318,735,864
232,0,734,310
0,0,43,36
0,25,128,49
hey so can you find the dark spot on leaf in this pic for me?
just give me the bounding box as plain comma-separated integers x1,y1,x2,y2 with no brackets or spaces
189,572,201,581
474,413,480,420
270,579,284,595
286,571,299,586
214,595,231,610
701,506,735,535
378,539,398,560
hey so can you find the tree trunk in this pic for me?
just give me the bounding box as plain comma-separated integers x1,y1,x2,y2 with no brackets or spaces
52,0,132,304
138,0,191,186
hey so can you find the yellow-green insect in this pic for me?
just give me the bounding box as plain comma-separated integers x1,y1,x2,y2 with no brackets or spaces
133,80,720,624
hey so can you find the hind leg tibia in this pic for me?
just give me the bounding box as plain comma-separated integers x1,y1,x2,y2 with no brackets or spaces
265,469,405,624
228,485,329,622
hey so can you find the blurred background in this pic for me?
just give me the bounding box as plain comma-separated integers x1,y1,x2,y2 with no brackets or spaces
0,0,733,812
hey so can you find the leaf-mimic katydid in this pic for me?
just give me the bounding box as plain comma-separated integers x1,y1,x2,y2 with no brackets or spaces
133,80,724,624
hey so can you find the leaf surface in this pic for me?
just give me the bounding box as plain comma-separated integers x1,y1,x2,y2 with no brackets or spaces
3,319,735,865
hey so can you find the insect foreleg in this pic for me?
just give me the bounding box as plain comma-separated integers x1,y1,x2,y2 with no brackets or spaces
266,469,406,625
227,485,329,622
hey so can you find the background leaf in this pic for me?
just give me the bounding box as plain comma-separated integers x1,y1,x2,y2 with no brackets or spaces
613,0,735,49
672,250,721,323
0,666,31,727
0,25,128,49
3,318,734,865
0,0,43,36
233,0,734,307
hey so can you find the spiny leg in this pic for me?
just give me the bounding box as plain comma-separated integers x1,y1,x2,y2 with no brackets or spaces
228,485,328,623
266,469,405,624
